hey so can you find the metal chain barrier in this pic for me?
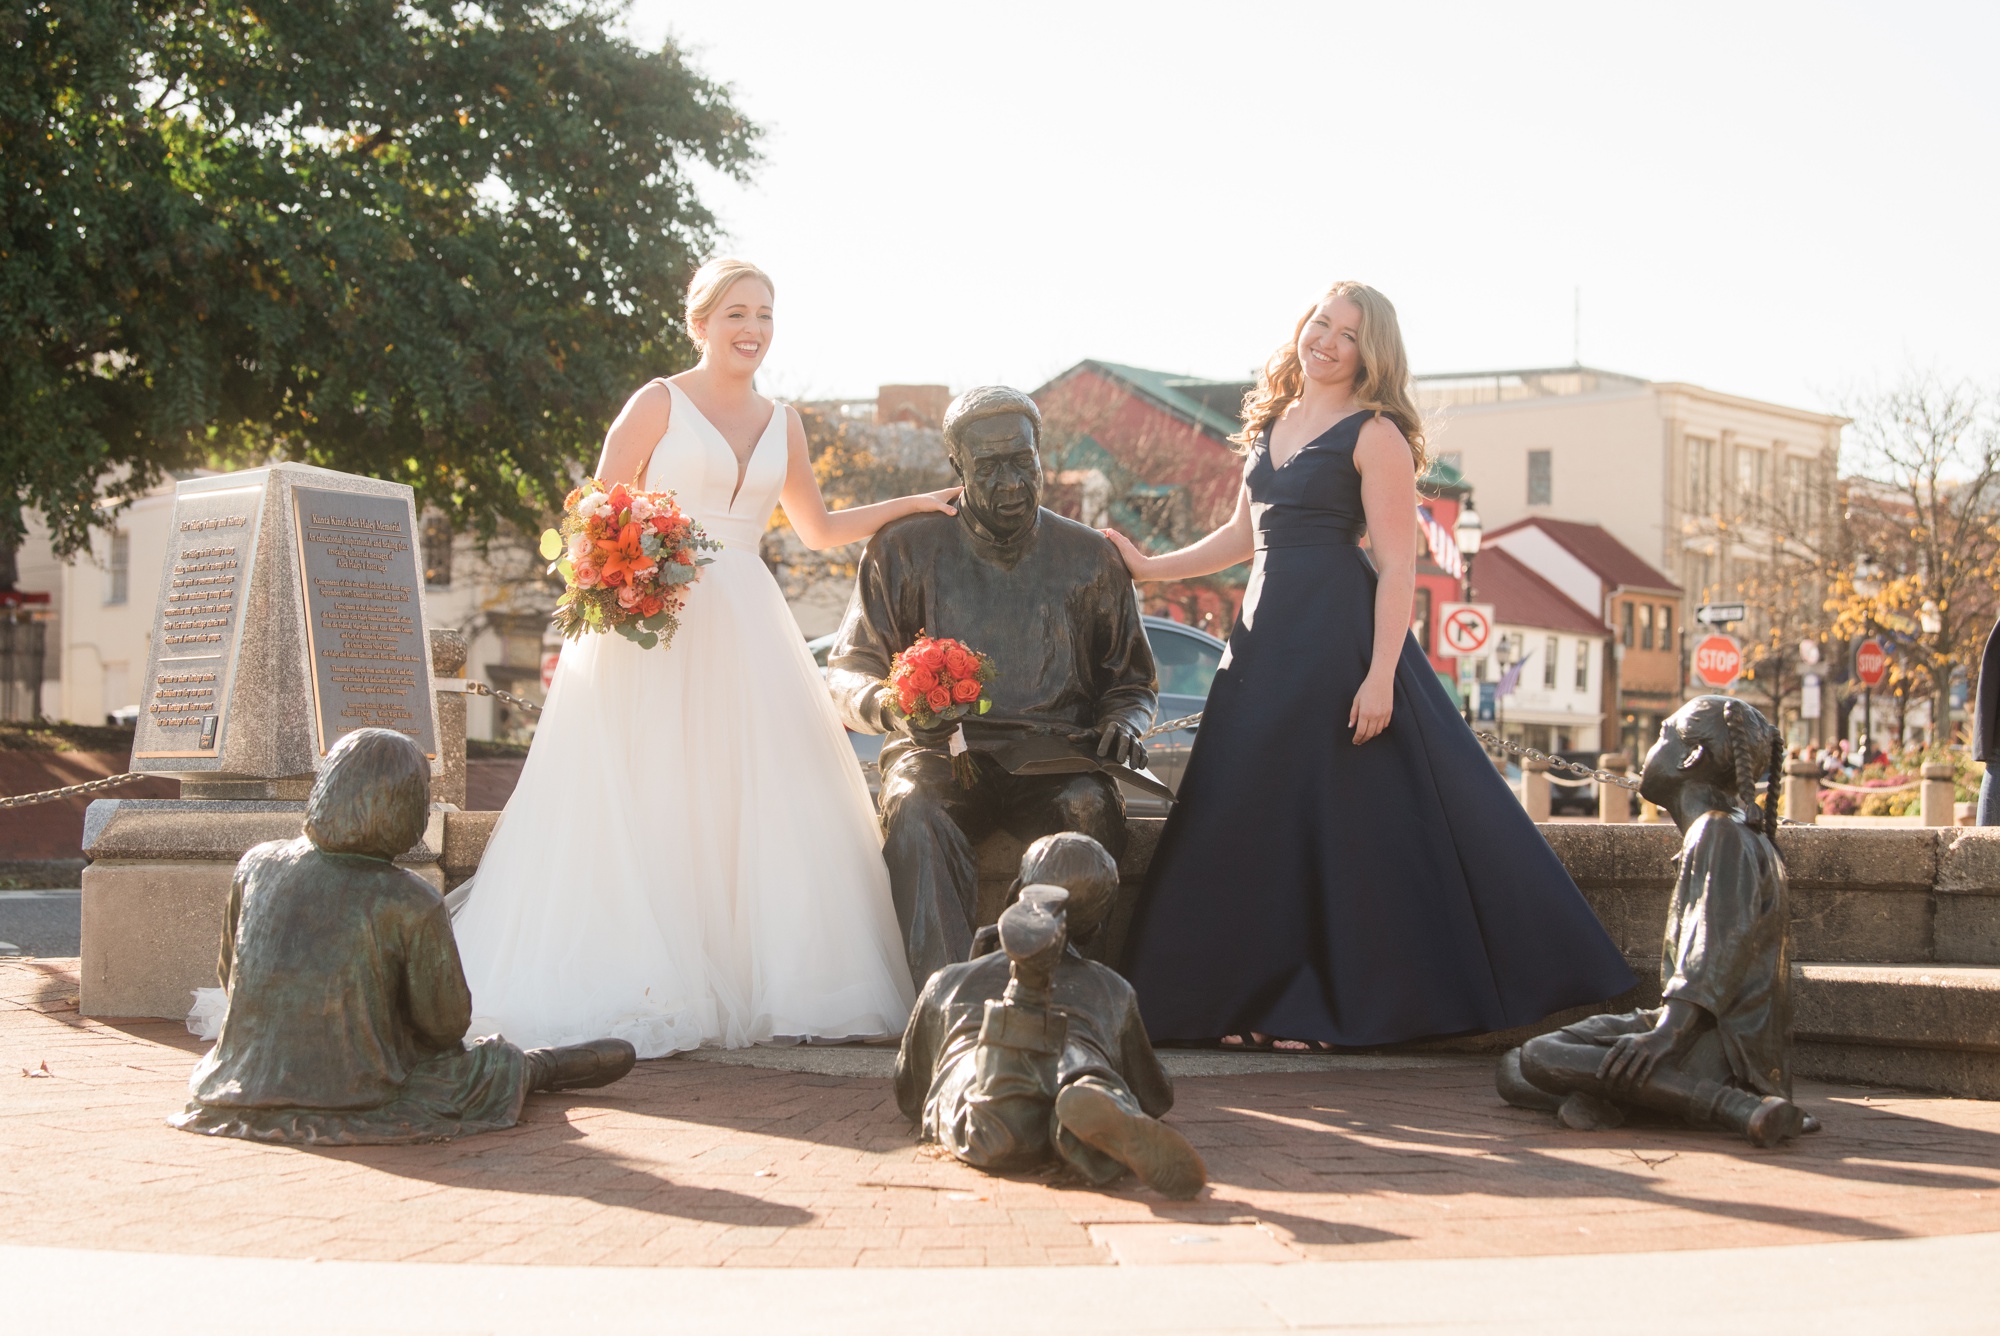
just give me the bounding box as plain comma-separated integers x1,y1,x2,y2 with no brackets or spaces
1472,730,1643,791
0,771,150,810
464,679,545,715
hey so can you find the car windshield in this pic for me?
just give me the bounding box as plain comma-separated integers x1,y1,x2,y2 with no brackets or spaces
1151,626,1221,697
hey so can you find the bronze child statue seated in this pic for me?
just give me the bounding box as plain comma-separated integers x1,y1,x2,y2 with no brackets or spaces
1497,695,1818,1147
173,728,636,1145
894,833,1205,1197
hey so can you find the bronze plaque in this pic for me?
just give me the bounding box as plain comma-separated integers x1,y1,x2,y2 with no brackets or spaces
292,486,437,757
133,483,265,760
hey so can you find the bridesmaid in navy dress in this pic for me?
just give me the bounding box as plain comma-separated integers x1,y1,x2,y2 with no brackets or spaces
1104,282,1633,1048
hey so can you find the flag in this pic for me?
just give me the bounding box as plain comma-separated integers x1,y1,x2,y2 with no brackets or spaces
1495,654,1527,699
1418,505,1463,579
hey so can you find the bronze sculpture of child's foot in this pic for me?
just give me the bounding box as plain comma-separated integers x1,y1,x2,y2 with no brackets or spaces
1054,1082,1206,1199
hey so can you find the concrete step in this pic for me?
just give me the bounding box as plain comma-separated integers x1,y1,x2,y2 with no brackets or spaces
1794,962,2000,1099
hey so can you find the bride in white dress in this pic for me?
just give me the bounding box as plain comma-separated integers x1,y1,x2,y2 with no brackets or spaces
447,258,957,1058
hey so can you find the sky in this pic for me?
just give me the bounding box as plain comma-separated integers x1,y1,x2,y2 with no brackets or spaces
623,1,1999,415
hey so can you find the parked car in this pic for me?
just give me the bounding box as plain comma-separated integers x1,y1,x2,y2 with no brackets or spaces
1547,750,1602,816
806,615,1227,816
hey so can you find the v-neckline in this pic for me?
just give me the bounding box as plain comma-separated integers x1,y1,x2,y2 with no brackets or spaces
1266,409,1369,471
672,381,778,511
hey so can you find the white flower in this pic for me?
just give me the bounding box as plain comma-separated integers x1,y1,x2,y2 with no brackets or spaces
577,492,612,520
629,496,656,523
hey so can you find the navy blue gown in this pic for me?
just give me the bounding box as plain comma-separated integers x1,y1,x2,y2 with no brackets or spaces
1123,412,1635,1045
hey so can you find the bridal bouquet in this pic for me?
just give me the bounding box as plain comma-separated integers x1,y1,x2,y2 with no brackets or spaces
539,479,720,650
878,633,997,784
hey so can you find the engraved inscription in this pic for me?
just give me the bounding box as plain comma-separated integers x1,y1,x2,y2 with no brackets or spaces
292,486,436,756
134,486,263,759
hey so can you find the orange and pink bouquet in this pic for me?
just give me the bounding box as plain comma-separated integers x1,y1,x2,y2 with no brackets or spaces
539,479,720,650
879,633,997,782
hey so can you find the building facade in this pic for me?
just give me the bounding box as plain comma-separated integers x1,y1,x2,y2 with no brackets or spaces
1416,366,1842,745
1485,517,1683,759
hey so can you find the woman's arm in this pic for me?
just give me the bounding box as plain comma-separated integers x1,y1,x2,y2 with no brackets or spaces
1350,415,1420,744
1101,485,1255,582
594,380,673,484
777,408,961,551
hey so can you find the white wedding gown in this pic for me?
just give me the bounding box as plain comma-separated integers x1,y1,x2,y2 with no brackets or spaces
446,382,915,1057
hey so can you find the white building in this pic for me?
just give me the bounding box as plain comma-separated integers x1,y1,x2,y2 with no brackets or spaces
1464,546,1609,755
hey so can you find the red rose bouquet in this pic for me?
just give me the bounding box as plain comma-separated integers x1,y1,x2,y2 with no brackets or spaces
878,633,997,783
539,479,721,650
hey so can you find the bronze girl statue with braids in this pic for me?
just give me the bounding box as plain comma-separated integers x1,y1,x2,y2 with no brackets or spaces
1497,695,1821,1147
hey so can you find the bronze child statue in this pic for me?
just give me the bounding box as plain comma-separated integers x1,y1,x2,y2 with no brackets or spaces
173,728,636,1145
895,833,1205,1198
1497,696,1817,1147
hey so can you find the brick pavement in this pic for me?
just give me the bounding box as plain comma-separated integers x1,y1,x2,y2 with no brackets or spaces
6,958,2000,1269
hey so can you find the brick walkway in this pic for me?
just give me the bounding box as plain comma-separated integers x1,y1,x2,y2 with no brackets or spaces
7,959,2000,1269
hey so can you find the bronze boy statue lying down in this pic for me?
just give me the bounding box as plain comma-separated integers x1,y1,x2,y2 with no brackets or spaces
895,833,1205,1198
174,728,636,1145
1498,696,1820,1147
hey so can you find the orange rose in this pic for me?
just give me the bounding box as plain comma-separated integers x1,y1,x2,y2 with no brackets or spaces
898,687,920,715
926,686,951,713
917,645,946,671
640,596,664,617
944,648,975,678
952,677,981,703
907,666,938,693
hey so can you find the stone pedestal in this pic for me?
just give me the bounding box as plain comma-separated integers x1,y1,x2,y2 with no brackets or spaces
80,800,444,1020
1520,758,1552,821
1596,753,1632,823
1785,758,1821,825
429,628,467,810
1922,762,1956,828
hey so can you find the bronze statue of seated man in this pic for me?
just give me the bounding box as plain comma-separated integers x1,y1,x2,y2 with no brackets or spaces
172,728,635,1145
1497,696,1818,1147
894,833,1205,1197
828,385,1159,988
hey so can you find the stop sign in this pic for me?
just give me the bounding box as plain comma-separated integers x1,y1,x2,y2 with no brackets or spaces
1855,637,1889,687
541,649,562,692
1693,634,1742,688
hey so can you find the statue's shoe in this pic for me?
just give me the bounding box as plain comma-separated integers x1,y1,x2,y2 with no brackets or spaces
1055,1083,1207,1200
1745,1096,1809,1148
527,1039,638,1092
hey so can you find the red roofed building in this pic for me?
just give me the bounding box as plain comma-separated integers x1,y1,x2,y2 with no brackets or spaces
1464,547,1612,754
1485,516,1685,758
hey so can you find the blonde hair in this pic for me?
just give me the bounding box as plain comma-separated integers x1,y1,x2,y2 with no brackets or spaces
683,257,774,344
1234,281,1428,474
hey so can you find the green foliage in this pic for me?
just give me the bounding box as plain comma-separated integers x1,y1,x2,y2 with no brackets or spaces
2,0,758,556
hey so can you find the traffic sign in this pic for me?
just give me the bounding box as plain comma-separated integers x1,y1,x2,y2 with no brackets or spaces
1855,637,1889,687
541,649,562,692
1438,602,1496,656
1696,603,1747,626
1693,633,1742,687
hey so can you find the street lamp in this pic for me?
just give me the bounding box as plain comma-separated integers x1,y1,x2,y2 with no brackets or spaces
1853,554,1883,757
1453,499,1483,724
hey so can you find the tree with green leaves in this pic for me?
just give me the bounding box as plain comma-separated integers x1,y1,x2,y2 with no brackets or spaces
2,0,757,561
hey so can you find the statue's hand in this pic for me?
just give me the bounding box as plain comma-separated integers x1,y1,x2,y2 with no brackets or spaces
904,717,958,750
1597,1026,1677,1094
1091,720,1147,770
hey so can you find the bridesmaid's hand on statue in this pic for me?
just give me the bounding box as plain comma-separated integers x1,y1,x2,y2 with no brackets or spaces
1349,673,1394,744
1099,528,1156,580
914,485,962,516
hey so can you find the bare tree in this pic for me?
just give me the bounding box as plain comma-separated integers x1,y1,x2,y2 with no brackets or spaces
1828,374,2000,743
